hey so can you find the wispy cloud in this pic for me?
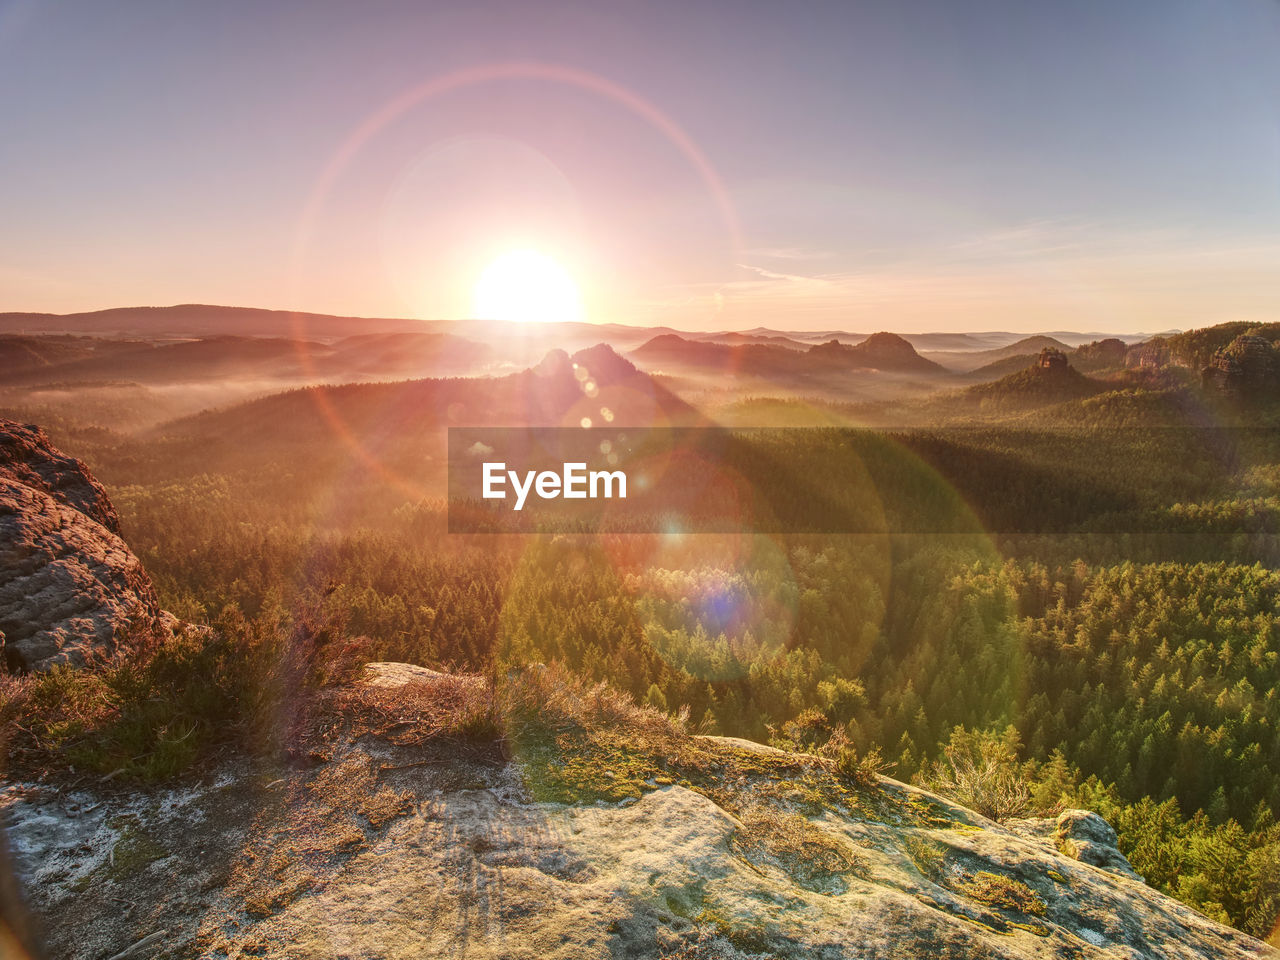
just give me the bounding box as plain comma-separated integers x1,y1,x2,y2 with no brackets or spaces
627,226,1280,333
734,263,831,284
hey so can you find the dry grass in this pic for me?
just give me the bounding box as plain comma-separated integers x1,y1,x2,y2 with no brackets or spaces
0,607,370,783
926,731,1032,823
902,834,948,881
498,663,685,741
955,871,1047,916
225,754,412,919
320,673,500,747
658,930,779,960
731,804,861,891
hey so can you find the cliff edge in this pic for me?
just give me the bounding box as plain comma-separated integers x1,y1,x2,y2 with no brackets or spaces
0,420,162,671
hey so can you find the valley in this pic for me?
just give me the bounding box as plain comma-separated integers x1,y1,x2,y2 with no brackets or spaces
3,308,1280,953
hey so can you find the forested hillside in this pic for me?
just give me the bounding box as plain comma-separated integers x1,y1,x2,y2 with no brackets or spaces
5,333,1280,942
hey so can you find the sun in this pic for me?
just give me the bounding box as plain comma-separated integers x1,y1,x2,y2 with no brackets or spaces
472,249,583,324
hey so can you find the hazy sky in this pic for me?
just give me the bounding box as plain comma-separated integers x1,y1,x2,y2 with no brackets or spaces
2,0,1279,332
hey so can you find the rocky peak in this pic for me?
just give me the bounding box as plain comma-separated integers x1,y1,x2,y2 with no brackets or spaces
1006,808,1142,880
569,342,639,386
858,331,918,356
807,332,945,374
1037,347,1069,370
0,419,162,671
810,337,851,353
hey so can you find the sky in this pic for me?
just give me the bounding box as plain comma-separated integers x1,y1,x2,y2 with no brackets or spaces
1,0,1279,333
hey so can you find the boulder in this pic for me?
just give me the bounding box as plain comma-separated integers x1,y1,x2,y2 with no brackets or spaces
1054,809,1143,880
0,420,162,671
1006,809,1143,882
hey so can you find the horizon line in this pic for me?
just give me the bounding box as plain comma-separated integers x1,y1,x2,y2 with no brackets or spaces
0,301,1185,341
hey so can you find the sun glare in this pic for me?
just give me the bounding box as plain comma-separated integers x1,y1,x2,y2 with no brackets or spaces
472,249,583,324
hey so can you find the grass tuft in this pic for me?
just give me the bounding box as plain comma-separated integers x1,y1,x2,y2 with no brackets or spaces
956,871,1047,916
731,805,861,892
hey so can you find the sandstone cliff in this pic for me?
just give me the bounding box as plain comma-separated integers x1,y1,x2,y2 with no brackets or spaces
0,420,162,671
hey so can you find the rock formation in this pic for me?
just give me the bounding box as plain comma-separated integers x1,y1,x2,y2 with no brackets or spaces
0,420,162,671
968,352,1100,405
1007,809,1142,881
1036,347,1068,370
4,665,1276,960
1202,334,1280,399
0,421,119,532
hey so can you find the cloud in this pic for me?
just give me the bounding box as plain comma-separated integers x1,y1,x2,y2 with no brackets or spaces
632,226,1280,333
734,263,830,284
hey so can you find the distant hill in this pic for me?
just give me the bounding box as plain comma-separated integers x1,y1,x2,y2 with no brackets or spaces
898,332,997,351
0,332,493,386
966,350,1105,404
807,332,946,374
632,331,946,379
0,304,431,339
0,305,688,360
690,332,808,349
0,334,147,377
1149,322,1280,370
631,335,801,376
925,336,1073,373
960,353,1041,382
315,332,492,378
168,343,701,452
0,304,1157,357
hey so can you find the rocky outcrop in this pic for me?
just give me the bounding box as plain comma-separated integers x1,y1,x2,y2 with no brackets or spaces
0,420,161,671
1006,809,1143,881
0,421,119,531
1036,347,1068,370
4,666,1275,960
968,355,1101,405
1055,809,1143,879
1202,335,1280,398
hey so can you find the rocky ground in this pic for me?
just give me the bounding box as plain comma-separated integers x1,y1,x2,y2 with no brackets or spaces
4,663,1276,960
